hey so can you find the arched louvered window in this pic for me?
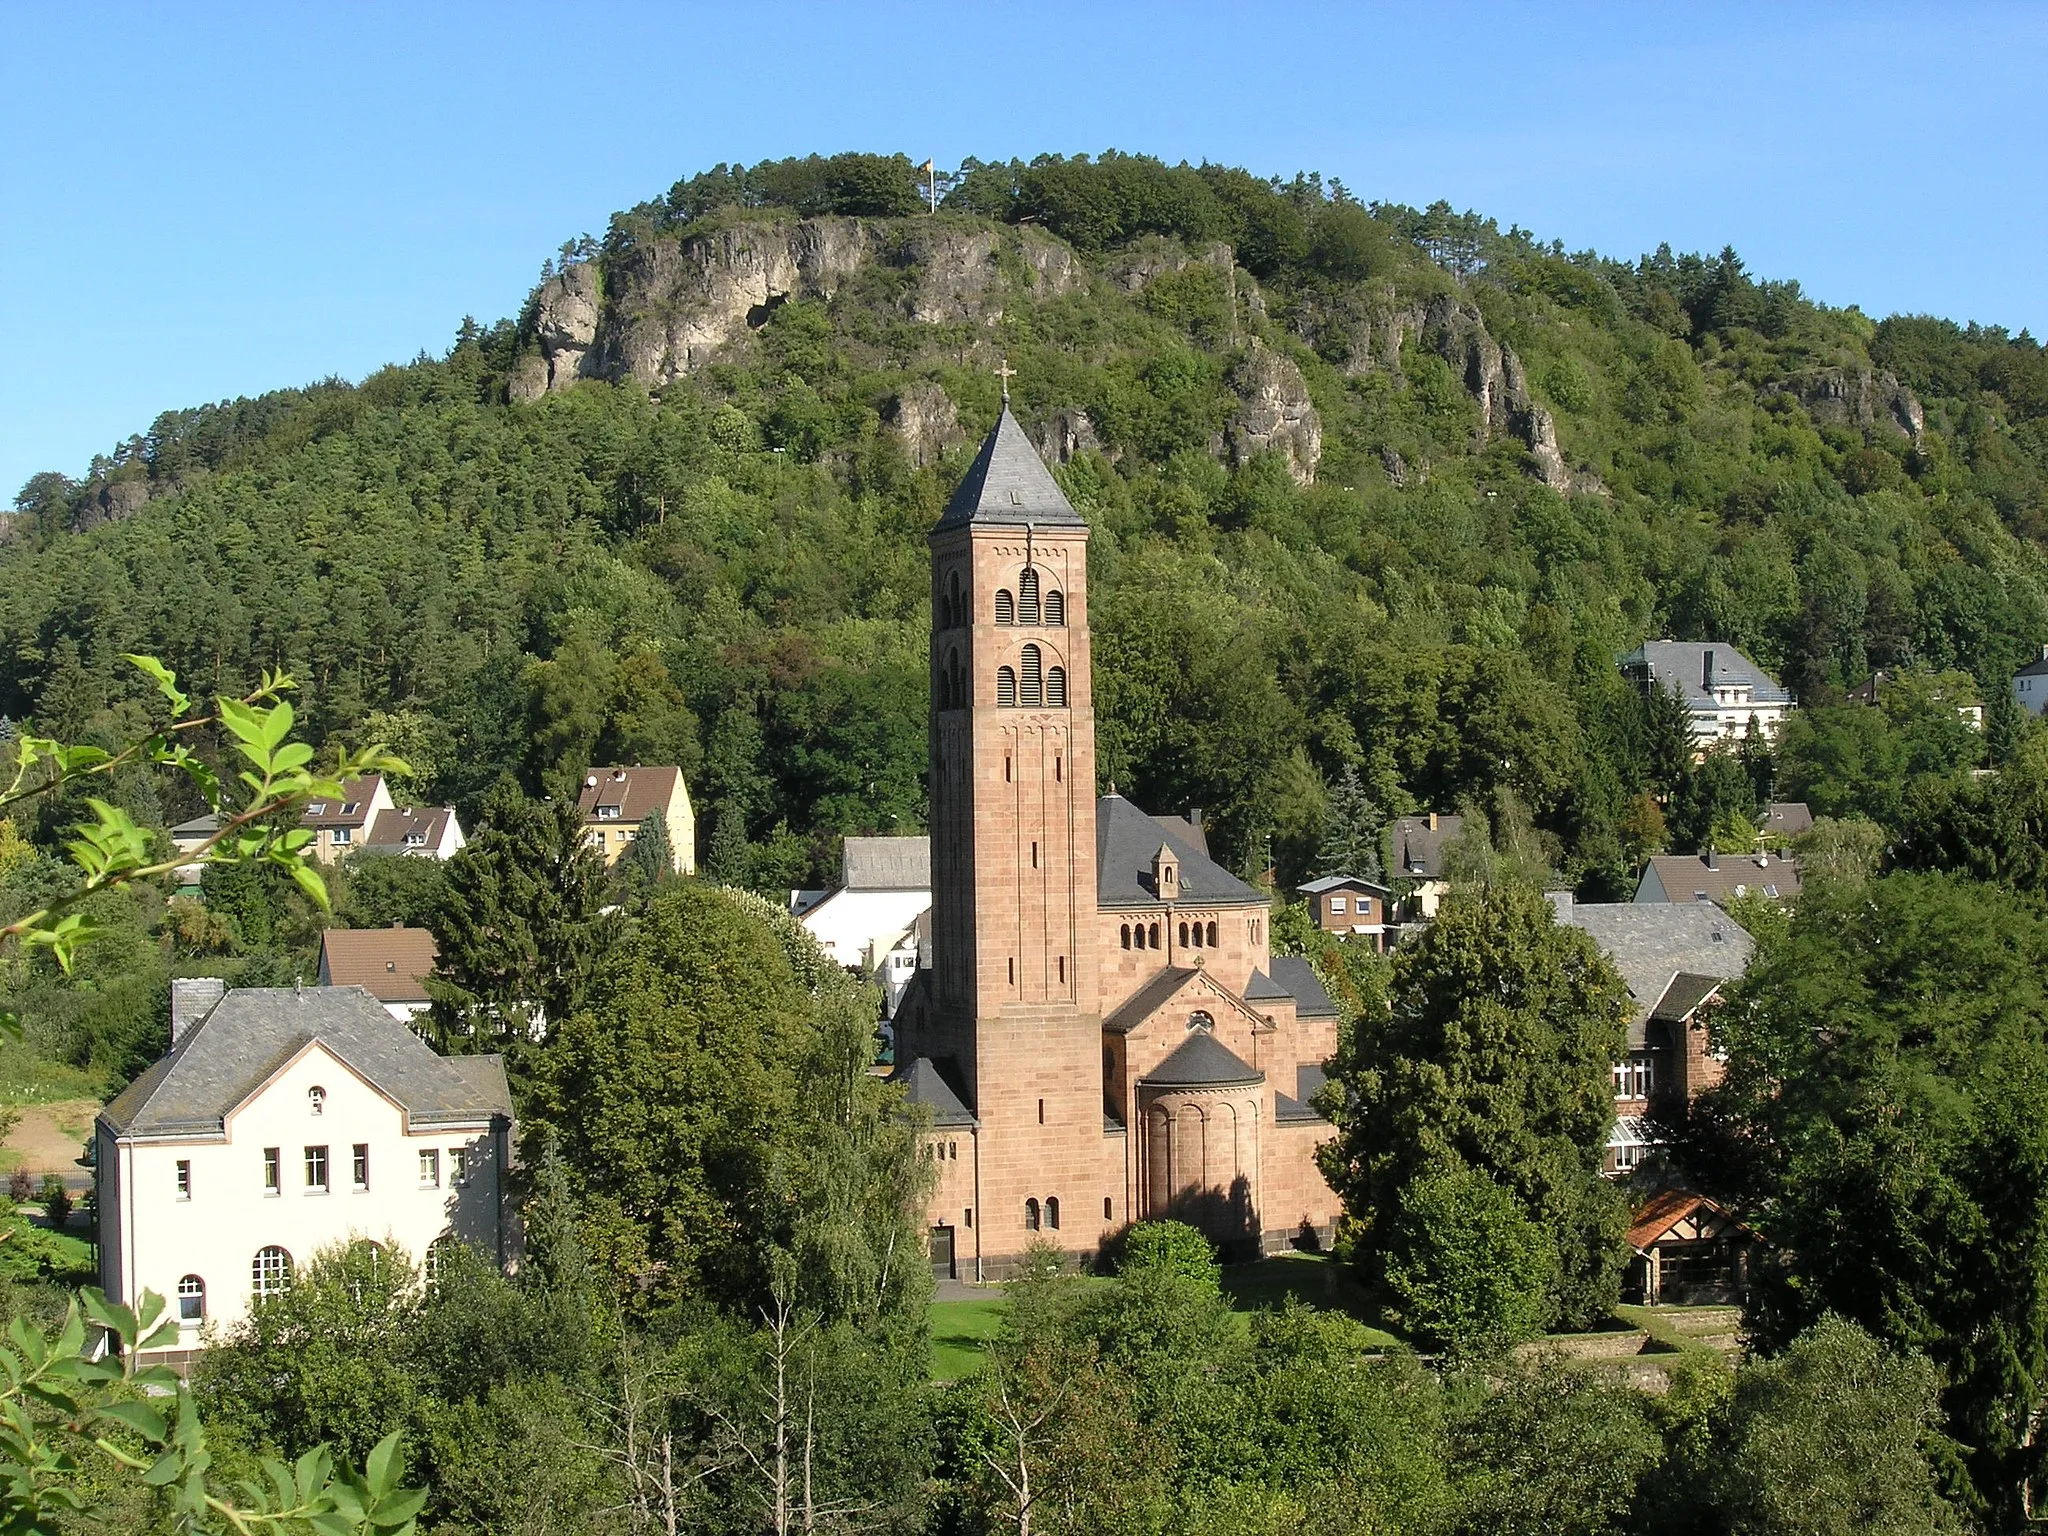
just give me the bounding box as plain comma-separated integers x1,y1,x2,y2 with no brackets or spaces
1206,920,1218,947
997,667,1017,708
1020,645,1043,707
1047,667,1067,708
1046,1196,1061,1230
1045,589,1065,627
1179,921,1190,947
1190,922,1203,948
1149,922,1161,948
1024,1198,1041,1231
1018,567,1041,624
945,571,962,629
995,590,1015,625
1120,924,1131,949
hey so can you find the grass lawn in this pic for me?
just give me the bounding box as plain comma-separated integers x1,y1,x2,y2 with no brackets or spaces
40,1225,94,1284
930,1296,1007,1380
0,1045,103,1106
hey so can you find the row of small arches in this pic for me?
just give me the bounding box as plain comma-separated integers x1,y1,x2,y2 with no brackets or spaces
1121,919,1220,950
935,646,1070,710
937,568,1067,630
1023,1196,1061,1231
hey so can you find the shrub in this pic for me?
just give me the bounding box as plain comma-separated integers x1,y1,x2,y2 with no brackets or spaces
38,1174,71,1227
1115,1220,1220,1292
1383,1165,1553,1355
6,1170,30,1203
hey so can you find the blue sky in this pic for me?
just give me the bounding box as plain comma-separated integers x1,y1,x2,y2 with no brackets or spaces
3,1,2041,500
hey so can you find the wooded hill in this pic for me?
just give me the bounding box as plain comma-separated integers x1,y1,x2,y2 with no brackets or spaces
9,150,2048,894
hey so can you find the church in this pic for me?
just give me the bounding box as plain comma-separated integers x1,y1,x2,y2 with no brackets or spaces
892,403,1342,1279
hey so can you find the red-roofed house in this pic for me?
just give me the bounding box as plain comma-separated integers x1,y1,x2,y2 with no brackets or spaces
576,766,695,875
1625,1190,1754,1306
317,926,439,1023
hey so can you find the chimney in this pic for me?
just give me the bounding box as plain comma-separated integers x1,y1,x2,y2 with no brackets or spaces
1702,649,1716,689
170,977,226,1046
1426,811,1438,832
1705,846,1719,870
1187,806,1203,832
1545,890,1574,924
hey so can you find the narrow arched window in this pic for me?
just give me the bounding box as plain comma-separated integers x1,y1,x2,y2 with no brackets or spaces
1020,645,1043,707
177,1274,205,1324
1179,921,1190,948
308,1086,326,1115
997,667,1017,708
1045,589,1065,627
1018,568,1041,624
1191,922,1204,948
1025,1198,1041,1231
946,571,963,629
1149,922,1161,948
996,590,1015,625
252,1245,293,1300
1207,920,1218,947
1047,666,1067,708
1046,1196,1061,1231
1121,923,1131,950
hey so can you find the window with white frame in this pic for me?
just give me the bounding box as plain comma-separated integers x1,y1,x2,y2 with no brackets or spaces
177,1274,205,1324
308,1085,326,1115
175,1160,191,1200
419,1148,440,1188
450,1148,470,1185
263,1147,280,1194
252,1246,292,1299
304,1145,329,1192
352,1144,369,1190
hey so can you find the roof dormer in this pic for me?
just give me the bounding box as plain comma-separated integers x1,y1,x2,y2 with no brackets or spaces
1153,843,1180,901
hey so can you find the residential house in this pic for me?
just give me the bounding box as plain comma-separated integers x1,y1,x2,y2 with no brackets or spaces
360,805,465,860
576,766,695,875
1387,812,1463,922
169,812,222,896
1551,894,1755,1175
2014,646,2048,718
95,979,512,1363
1762,801,1813,843
1296,875,1392,948
1624,1190,1755,1306
1851,669,1983,731
797,836,934,1019
1635,848,1801,905
317,926,439,1024
1620,641,1795,748
300,775,395,864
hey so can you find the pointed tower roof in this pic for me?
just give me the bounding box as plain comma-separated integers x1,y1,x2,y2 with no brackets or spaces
934,407,1086,532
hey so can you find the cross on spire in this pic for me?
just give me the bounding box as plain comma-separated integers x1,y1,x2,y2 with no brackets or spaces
994,357,1017,406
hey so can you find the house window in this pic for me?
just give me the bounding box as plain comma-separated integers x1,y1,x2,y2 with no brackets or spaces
1330,896,1347,914
1046,1196,1061,1230
1024,1198,1041,1231
308,1085,326,1115
263,1147,280,1194
427,1234,459,1283
352,1144,369,1190
597,805,621,820
177,1274,205,1324
1178,921,1189,947
995,589,1015,625
997,667,1018,707
251,1246,292,1300
304,1146,329,1192
1613,1054,1655,1100
1047,666,1067,708
1045,589,1065,626
341,802,359,816
1149,922,1161,947
405,832,426,848
306,803,327,816
1188,1011,1215,1034
419,1149,440,1188
1020,645,1043,707
1104,1196,1113,1220
1018,567,1041,624
175,1160,191,1200
451,1148,470,1185
330,827,351,845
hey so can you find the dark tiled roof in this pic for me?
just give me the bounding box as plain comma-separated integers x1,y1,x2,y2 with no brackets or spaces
1296,1064,1328,1102
933,407,1086,532
1764,801,1813,836
319,927,438,1004
1651,972,1724,1023
577,766,685,824
842,836,931,891
1269,956,1339,1019
1150,812,1209,857
1243,968,1292,1003
894,1056,976,1127
363,805,457,853
99,986,510,1139
301,775,384,829
2018,650,2048,680
1620,641,1793,712
1104,967,1202,1035
1561,901,1753,1046
1274,1091,1324,1125
1138,1032,1263,1089
1640,852,1802,905
1298,874,1391,895
1390,815,1463,878
1096,795,1263,909
169,812,223,840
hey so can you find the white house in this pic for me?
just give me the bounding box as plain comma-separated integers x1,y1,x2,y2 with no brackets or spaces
1621,641,1795,748
95,979,512,1362
360,805,466,860
2014,647,2048,718
796,836,931,1018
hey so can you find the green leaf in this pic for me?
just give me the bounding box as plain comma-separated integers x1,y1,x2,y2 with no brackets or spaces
365,1431,400,1496
94,1400,167,1441
124,654,191,716
141,1449,185,1486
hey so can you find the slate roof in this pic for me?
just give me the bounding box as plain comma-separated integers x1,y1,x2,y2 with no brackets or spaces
577,766,685,824
1298,874,1391,895
1269,957,1339,1019
2017,648,2048,680
933,407,1087,532
363,805,457,853
1274,1091,1323,1125
1104,967,1203,1035
1559,901,1753,1047
99,986,510,1140
1764,801,1813,837
1640,851,1802,905
842,836,931,891
1243,968,1292,1003
1390,815,1463,879
1150,811,1210,857
1097,795,1263,908
169,812,222,842
1651,972,1725,1024
894,1056,977,1127
1138,1032,1264,1088
1621,641,1793,712
319,927,438,1004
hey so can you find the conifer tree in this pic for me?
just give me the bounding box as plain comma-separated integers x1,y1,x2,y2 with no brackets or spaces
1315,764,1386,881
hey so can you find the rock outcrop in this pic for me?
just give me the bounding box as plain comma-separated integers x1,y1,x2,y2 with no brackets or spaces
1776,366,1925,443
882,381,964,467
1224,340,1321,485
71,478,154,532
509,263,602,402
1028,408,1104,466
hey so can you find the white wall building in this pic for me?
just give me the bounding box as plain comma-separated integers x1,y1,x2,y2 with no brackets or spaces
796,836,931,1018
95,980,512,1362
1621,641,1795,748
2014,647,2048,718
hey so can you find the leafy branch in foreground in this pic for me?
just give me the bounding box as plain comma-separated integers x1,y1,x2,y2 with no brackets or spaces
1,1287,425,1535
0,653,406,979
